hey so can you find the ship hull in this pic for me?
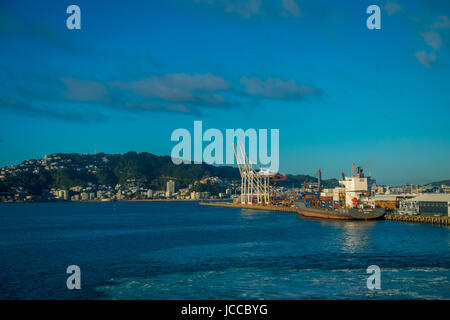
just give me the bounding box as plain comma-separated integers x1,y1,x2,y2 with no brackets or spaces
294,201,385,221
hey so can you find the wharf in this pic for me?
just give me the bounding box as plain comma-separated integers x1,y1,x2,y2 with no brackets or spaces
385,213,449,226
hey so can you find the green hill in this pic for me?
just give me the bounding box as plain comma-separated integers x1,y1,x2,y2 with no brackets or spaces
0,151,336,195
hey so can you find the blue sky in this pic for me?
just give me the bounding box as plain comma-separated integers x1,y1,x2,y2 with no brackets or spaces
0,0,449,185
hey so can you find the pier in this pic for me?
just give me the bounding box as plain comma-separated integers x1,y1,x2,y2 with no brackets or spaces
385,213,449,226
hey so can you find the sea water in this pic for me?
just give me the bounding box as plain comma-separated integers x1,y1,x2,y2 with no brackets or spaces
0,201,448,299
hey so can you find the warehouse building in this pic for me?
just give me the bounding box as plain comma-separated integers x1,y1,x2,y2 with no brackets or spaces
399,194,450,216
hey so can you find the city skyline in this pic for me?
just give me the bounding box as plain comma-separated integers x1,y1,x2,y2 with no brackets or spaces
1,0,449,185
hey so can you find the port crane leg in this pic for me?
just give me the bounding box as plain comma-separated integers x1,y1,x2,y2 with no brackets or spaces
233,141,272,206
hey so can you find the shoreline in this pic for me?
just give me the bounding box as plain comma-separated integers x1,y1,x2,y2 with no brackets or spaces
0,199,211,204
199,201,297,213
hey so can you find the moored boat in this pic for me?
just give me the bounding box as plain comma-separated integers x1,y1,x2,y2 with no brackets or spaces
294,200,385,220
294,164,385,221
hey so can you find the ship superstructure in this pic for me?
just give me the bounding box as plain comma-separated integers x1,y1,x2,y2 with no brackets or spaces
339,164,375,209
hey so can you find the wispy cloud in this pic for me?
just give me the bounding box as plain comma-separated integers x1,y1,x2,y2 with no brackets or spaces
112,73,229,98
0,96,107,122
411,11,449,68
193,0,303,19
111,73,233,108
383,1,403,16
2,58,323,121
194,0,261,18
431,15,450,29
2,70,238,119
223,0,261,18
419,30,442,50
241,76,320,100
0,12,72,50
58,72,237,116
281,0,301,18
414,51,436,68
62,78,109,102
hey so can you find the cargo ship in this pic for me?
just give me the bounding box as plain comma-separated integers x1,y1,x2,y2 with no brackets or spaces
294,164,385,220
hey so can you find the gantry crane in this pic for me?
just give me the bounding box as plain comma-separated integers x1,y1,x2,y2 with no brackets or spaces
233,142,276,205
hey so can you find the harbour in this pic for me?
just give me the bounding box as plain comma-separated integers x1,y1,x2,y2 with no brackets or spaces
209,157,449,224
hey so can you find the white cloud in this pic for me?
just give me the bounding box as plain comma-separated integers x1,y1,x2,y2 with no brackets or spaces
223,0,261,18
112,73,231,105
419,31,442,51
384,1,402,16
195,0,261,18
431,16,450,29
281,0,300,18
414,51,436,68
61,77,108,102
194,0,302,19
241,76,319,99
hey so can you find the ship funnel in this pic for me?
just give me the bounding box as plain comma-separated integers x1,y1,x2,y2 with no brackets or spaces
351,163,355,177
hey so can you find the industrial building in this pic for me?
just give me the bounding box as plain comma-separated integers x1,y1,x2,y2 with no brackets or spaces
399,194,450,216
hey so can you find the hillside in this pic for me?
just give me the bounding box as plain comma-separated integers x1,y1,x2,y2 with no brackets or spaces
0,151,337,195
427,179,450,187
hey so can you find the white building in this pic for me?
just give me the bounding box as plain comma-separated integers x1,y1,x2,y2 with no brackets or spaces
60,190,69,201
166,180,175,197
190,191,200,200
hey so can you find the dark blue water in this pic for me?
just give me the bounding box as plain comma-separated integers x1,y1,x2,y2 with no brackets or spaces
0,201,449,299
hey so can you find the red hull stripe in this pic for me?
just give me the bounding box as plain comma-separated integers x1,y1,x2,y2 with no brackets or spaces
297,210,354,220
